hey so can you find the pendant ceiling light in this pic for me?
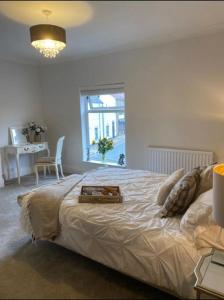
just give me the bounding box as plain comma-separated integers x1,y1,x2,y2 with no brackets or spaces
30,10,66,58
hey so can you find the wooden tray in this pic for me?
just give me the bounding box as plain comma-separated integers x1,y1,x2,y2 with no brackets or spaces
79,186,122,203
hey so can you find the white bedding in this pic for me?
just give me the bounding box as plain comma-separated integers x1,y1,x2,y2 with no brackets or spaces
52,168,209,299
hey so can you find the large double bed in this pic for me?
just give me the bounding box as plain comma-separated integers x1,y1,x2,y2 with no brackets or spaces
19,167,214,299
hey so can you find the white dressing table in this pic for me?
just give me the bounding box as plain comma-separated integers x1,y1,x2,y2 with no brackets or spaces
5,142,49,184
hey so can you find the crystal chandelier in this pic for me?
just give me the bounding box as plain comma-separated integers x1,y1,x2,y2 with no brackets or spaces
30,10,66,58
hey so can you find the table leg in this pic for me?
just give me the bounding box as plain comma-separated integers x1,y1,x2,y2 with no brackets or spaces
35,165,39,185
32,152,35,174
5,149,10,180
16,153,20,184
46,146,50,158
46,146,51,175
196,290,200,300
43,166,46,177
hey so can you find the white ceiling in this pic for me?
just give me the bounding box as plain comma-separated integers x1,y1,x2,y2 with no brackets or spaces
1,1,224,64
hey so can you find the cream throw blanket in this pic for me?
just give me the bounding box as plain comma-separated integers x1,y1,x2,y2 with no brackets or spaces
17,174,84,241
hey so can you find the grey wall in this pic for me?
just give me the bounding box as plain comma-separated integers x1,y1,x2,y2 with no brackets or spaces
40,31,224,173
0,59,43,179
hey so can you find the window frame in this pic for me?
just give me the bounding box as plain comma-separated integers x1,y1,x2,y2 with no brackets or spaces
80,85,126,166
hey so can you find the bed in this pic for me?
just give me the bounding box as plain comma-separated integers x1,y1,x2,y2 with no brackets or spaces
19,167,213,299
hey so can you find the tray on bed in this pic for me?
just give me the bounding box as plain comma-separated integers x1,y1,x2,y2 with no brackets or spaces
79,186,122,203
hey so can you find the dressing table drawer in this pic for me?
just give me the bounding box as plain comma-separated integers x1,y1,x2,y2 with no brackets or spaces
19,143,47,154
19,145,38,153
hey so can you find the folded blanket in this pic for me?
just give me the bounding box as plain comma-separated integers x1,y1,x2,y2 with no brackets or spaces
18,174,85,241
194,224,224,251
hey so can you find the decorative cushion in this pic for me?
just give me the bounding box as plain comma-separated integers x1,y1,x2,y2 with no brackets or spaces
36,156,56,164
196,164,215,197
160,168,201,217
156,168,184,206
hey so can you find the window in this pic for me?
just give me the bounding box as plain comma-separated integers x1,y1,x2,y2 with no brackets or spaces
106,124,109,137
80,86,126,166
94,127,99,141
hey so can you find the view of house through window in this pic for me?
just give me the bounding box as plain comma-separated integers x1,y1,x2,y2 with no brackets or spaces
80,87,126,166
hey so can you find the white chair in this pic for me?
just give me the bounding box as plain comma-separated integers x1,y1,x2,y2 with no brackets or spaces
34,136,65,184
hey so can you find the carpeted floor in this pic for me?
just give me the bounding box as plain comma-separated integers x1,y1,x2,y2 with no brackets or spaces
0,174,177,299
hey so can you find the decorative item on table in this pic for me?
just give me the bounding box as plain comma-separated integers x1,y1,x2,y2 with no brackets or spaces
22,121,46,143
118,153,125,166
211,164,224,265
92,137,114,162
21,127,30,143
79,186,122,203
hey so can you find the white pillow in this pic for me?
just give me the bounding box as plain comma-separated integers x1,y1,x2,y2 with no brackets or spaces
180,189,213,238
156,168,184,206
196,164,214,197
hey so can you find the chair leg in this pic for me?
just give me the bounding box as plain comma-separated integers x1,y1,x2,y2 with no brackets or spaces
43,166,46,177
59,164,65,178
55,164,60,181
35,165,39,185
47,166,51,175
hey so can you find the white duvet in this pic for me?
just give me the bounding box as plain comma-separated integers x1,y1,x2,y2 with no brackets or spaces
53,168,208,299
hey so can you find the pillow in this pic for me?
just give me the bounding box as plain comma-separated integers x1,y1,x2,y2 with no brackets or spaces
196,165,215,197
160,168,201,217
180,189,213,237
156,168,184,206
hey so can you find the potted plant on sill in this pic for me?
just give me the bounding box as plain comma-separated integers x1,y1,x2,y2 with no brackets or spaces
92,137,114,163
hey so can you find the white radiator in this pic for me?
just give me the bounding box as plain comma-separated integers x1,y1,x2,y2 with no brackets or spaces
148,147,214,174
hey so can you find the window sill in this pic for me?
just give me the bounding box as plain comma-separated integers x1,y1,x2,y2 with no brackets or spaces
83,160,126,168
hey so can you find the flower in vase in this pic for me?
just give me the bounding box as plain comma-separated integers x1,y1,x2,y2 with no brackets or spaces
97,137,114,161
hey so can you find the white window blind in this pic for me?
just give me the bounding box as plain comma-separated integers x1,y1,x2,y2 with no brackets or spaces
80,84,124,96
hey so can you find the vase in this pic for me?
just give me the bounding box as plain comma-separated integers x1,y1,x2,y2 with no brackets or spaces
28,132,35,143
34,134,41,143
101,153,106,162
26,134,30,143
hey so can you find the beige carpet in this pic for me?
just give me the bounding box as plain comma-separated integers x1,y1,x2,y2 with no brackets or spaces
0,174,176,299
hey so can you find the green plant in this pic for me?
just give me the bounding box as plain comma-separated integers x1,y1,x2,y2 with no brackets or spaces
93,137,114,161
